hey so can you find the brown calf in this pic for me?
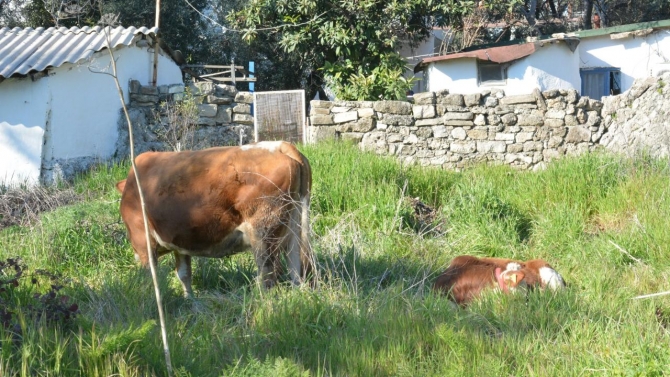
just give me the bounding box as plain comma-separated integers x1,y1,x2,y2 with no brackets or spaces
433,255,565,305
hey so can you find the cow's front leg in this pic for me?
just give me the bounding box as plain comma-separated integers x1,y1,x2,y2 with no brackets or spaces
174,252,194,298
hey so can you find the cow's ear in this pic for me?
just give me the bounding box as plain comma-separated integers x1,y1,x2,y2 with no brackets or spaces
116,179,127,193
504,271,525,288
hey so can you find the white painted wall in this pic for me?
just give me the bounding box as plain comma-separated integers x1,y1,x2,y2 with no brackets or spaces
577,30,670,93
425,42,580,95
426,58,478,93
0,43,182,186
423,29,670,97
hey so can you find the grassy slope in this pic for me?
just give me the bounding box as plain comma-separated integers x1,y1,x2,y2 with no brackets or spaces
1,142,669,376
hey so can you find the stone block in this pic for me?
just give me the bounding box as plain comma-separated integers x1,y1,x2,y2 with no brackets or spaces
451,128,467,140
501,113,517,126
467,128,488,140
413,92,436,105
233,114,254,124
215,84,237,97
310,107,331,116
516,132,535,143
507,144,524,153
485,96,499,107
474,114,486,126
438,94,464,106
349,118,376,132
443,112,474,121
332,106,353,113
234,92,254,104
432,126,450,138
333,111,359,124
495,132,516,141
207,95,233,105
215,106,232,124
477,140,506,153
445,120,474,126
168,84,185,94
358,108,376,118
311,114,334,125
129,80,141,94
451,141,476,154
192,81,216,96
523,141,543,151
310,126,338,141
199,104,218,117
500,94,537,105
373,100,412,115
517,114,544,126
545,109,566,119
464,93,482,107
382,114,414,127
565,126,591,143
413,105,436,119
415,118,443,127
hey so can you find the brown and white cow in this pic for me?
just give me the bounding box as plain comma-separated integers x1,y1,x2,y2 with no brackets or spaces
433,255,565,305
116,141,314,297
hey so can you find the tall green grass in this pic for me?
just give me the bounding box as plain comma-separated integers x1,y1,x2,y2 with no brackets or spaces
0,142,669,376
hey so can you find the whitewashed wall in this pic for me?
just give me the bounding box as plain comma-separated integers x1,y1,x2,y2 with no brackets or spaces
0,44,182,186
422,29,670,97
425,42,580,95
577,30,670,93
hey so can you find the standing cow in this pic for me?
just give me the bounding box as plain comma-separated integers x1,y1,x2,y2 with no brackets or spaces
116,141,314,297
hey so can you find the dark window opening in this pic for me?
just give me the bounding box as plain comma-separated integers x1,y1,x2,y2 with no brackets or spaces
478,61,506,84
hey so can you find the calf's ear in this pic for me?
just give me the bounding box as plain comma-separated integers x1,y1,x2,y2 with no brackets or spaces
504,271,526,288
116,179,127,193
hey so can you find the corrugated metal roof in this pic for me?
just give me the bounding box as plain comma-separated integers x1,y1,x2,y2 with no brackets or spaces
0,26,159,79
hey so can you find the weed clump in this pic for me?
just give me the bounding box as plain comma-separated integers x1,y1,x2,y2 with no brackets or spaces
0,258,79,337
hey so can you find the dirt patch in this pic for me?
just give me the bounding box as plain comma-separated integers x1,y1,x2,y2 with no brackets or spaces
0,187,81,230
584,212,636,236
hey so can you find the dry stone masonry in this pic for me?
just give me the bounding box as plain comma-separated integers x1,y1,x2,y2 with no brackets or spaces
309,88,605,170
115,80,254,158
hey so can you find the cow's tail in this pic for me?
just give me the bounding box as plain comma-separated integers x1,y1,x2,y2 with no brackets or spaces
299,152,316,285
281,142,317,285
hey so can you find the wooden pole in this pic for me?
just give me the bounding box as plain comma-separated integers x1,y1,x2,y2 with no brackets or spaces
152,0,161,86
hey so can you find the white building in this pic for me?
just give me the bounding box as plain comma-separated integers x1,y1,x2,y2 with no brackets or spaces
0,26,184,186
414,20,670,98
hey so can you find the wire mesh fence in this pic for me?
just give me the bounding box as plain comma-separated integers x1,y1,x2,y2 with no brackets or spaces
253,90,305,143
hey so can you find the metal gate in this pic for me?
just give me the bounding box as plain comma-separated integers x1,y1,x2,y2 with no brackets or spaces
253,90,305,143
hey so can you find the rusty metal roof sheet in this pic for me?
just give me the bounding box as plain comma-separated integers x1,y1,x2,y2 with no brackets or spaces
414,42,539,73
0,26,158,79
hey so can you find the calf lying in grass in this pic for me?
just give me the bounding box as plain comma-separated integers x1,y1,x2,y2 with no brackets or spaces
433,255,566,305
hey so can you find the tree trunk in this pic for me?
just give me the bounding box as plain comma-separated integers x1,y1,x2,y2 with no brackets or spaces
547,0,558,18
596,0,608,28
524,0,538,26
583,0,594,29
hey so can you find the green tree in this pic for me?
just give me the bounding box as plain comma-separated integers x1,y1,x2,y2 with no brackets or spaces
227,0,474,101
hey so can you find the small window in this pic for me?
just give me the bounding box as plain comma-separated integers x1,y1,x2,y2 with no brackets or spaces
580,67,621,99
478,61,506,85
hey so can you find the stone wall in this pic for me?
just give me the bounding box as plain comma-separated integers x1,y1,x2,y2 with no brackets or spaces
309,88,606,170
600,74,670,157
114,80,254,158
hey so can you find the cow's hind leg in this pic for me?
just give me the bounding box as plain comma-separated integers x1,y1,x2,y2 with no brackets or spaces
174,252,194,298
